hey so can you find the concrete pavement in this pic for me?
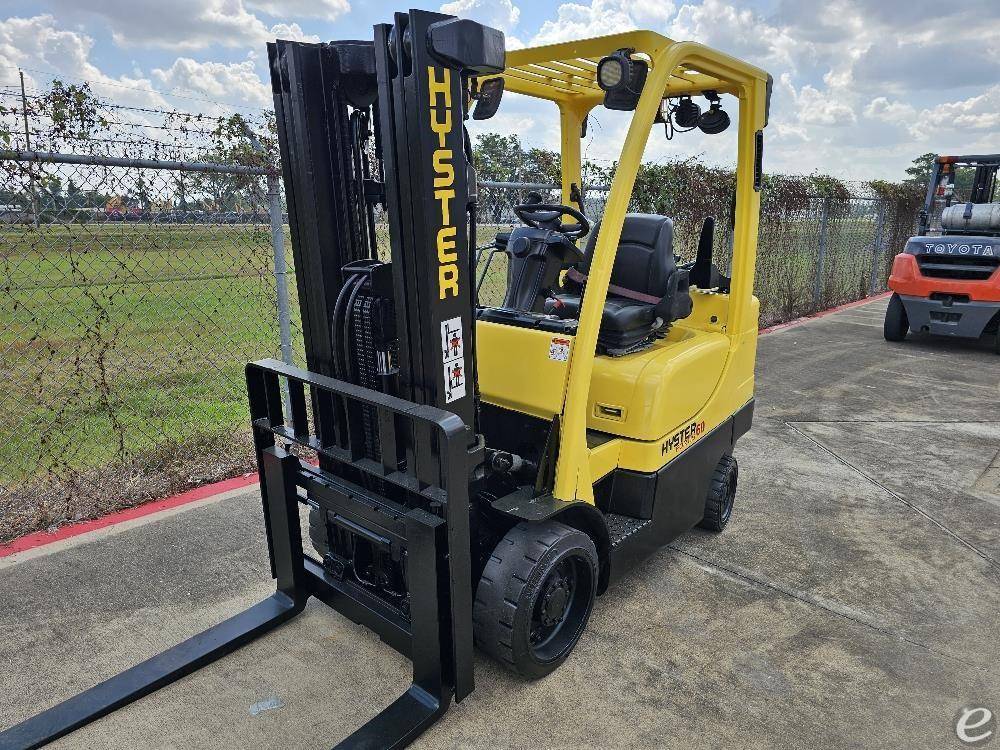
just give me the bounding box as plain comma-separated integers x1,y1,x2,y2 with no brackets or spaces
1,296,998,749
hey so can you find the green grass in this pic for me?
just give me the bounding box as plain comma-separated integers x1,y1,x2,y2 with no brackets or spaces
0,215,886,491
0,223,293,487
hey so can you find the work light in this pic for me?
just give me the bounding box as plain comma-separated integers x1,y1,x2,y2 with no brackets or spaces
596,49,647,110
597,56,625,88
674,96,701,129
698,100,730,134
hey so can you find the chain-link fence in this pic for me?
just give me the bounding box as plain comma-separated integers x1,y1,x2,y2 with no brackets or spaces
474,182,918,325
0,147,922,543
0,149,297,542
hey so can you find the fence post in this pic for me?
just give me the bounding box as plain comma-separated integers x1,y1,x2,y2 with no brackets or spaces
19,70,40,228
240,120,293,368
267,173,293,369
869,200,886,295
814,196,830,310
239,119,294,418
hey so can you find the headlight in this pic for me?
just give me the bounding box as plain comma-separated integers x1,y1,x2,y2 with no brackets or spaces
595,49,647,111
597,57,625,89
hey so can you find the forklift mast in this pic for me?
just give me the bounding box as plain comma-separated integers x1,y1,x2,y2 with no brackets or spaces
918,154,1000,235
272,13,502,437
376,13,501,429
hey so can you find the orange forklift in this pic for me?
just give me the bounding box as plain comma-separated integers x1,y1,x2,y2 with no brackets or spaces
884,153,1000,352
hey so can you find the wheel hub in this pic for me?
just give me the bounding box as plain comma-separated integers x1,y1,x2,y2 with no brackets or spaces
540,580,570,626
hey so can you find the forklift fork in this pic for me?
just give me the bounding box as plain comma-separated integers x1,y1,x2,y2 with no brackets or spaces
0,359,475,750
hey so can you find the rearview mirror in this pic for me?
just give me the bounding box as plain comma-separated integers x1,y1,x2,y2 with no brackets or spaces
472,77,504,120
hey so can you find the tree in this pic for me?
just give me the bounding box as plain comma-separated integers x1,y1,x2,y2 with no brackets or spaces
905,151,974,197
473,133,525,183
904,152,936,184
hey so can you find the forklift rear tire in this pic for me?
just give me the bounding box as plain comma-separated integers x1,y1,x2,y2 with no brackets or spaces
698,453,737,532
474,521,598,680
883,293,909,342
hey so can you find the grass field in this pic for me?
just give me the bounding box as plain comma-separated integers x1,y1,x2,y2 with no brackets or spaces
0,215,890,541
1,224,289,489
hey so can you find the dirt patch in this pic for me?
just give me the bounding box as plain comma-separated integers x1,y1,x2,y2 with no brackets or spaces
0,430,256,544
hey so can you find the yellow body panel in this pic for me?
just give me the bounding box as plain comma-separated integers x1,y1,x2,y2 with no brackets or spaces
476,321,572,419
588,329,730,440
474,31,769,503
587,435,622,483
476,292,760,475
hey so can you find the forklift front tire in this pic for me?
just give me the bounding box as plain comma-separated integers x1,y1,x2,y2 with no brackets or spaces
883,293,909,342
474,521,598,680
698,453,738,532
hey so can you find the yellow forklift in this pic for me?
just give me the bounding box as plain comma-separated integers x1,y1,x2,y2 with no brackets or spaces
0,10,770,749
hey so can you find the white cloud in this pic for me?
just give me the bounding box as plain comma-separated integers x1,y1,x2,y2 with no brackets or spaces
43,0,314,51
0,15,169,110
668,0,804,70
246,0,349,21
152,57,271,109
440,0,524,47
531,0,645,45
793,84,856,126
0,14,276,116
925,86,1000,129
440,0,520,33
864,97,916,123
268,23,321,43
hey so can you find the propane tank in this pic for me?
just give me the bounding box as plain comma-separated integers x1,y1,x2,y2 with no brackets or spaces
940,202,1000,233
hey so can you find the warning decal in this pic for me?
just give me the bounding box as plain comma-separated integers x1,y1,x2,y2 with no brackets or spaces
548,337,571,362
441,316,466,403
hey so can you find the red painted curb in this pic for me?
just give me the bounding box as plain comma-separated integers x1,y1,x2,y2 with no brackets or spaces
759,292,890,335
0,472,260,559
0,292,890,560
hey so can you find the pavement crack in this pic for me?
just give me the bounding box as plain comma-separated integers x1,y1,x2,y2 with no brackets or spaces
787,419,1000,425
784,422,1000,571
668,545,997,677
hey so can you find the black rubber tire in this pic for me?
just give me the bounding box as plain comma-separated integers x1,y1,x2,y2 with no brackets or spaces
698,453,737,532
883,293,909,342
473,521,598,680
308,507,330,558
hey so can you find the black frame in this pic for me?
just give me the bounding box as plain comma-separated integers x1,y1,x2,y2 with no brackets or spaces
0,359,475,750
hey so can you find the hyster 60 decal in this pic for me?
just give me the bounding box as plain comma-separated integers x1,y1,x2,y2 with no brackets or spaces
661,420,706,456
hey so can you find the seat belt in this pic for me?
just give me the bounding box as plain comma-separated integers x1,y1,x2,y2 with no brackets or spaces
564,266,662,305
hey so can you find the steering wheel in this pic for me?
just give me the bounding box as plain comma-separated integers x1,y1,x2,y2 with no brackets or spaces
514,202,591,240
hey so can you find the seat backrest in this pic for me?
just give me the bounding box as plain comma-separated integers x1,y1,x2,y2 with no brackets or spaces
574,213,692,324
581,213,675,296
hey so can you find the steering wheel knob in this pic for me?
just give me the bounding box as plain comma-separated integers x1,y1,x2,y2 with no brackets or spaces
510,235,531,257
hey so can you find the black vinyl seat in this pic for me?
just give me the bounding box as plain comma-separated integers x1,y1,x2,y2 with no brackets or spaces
546,213,692,354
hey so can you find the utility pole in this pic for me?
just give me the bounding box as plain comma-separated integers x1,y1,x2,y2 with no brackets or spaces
19,70,40,228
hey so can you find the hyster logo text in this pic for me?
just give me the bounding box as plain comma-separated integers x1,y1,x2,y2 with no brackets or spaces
428,66,459,300
661,420,706,455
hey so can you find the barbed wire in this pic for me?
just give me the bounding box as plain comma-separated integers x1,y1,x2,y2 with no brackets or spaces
0,63,264,113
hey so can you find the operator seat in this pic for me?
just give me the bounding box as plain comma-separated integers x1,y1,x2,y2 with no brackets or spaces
546,213,693,354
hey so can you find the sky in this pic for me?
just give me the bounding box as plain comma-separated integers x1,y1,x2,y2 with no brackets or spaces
1,0,998,180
